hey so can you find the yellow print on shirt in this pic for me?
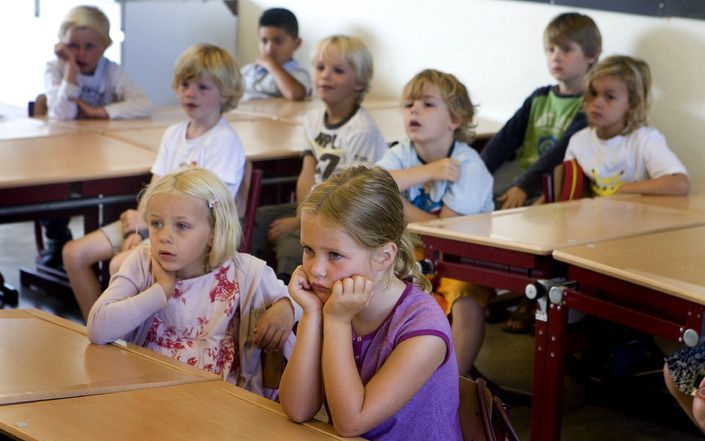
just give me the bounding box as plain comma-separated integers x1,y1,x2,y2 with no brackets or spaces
590,168,625,196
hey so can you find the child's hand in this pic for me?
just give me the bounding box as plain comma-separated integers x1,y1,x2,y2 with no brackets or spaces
70,98,109,119
150,256,176,299
430,158,461,183
54,42,76,64
120,209,145,232
323,275,373,323
121,233,143,252
288,266,323,314
256,52,277,69
498,186,527,209
267,216,299,242
254,299,295,352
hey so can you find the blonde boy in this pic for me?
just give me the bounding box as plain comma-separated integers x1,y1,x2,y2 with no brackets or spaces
253,35,387,280
481,12,601,210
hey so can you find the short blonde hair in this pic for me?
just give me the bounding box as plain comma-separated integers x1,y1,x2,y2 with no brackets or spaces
172,44,243,113
544,12,601,59
312,35,373,104
59,5,112,48
584,55,651,135
300,166,431,292
139,168,241,270
403,69,477,145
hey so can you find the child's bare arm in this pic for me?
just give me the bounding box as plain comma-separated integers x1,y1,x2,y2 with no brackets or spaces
388,159,460,192
257,53,307,101
616,173,690,196
280,266,324,422
253,298,295,352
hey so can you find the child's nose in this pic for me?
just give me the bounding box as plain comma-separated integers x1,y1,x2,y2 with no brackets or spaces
158,227,173,242
309,257,326,278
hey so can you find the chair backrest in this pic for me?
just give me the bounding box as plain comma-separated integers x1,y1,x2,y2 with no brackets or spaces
236,161,263,254
459,376,521,441
459,376,495,441
543,159,587,203
28,94,47,117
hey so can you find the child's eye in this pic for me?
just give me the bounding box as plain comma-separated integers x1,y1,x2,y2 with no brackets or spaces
302,246,314,255
198,84,210,91
85,43,95,50
176,222,190,231
315,63,325,72
328,252,342,261
67,43,79,50
403,101,413,108
149,220,162,229
333,68,345,75
424,101,435,108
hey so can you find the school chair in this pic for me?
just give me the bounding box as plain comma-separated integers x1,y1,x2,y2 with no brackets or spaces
459,376,521,441
28,94,47,118
543,159,588,203
236,161,264,254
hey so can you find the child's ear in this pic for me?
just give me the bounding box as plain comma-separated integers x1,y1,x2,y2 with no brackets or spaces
293,37,302,50
374,242,398,271
354,81,365,92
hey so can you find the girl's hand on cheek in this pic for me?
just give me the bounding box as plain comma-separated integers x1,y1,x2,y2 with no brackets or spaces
323,275,373,322
151,256,176,299
288,266,322,314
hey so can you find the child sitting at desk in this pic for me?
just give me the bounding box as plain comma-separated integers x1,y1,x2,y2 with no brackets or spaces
561,55,689,196
376,69,493,377
252,35,387,281
240,7,311,101
88,168,300,399
280,166,462,440
40,5,153,269
64,44,246,321
480,12,602,209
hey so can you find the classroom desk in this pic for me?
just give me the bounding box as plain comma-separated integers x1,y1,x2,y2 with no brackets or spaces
105,118,306,161
407,197,705,294
408,198,705,441
526,226,705,441
0,308,219,406
0,381,357,441
0,115,78,141
228,95,401,124
0,133,154,222
611,183,705,212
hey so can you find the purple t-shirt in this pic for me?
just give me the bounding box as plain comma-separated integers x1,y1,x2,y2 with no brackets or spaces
352,282,462,441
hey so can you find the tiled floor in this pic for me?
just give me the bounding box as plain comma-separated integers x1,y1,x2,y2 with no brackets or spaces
1,220,703,440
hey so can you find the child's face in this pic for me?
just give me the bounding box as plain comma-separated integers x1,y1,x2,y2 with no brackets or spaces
584,75,630,139
62,28,107,74
147,191,213,280
544,40,596,89
313,53,363,107
300,212,376,305
258,26,301,65
176,72,225,124
403,84,458,147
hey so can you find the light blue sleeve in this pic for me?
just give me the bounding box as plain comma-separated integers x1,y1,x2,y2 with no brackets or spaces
376,144,408,171
443,149,495,215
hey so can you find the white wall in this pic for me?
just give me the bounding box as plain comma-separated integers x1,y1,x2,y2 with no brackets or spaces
122,0,237,106
238,0,705,184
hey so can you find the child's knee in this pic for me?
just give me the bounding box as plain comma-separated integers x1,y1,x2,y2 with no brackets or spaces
451,297,484,323
62,239,82,267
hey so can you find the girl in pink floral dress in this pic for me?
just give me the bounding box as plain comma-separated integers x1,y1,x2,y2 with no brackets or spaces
88,168,300,398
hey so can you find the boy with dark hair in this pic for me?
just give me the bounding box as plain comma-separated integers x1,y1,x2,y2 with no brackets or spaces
241,7,311,101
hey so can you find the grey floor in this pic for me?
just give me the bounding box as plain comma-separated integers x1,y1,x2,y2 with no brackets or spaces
1,220,703,440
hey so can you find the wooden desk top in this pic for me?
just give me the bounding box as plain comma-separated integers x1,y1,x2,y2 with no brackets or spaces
0,309,218,406
553,225,705,305
0,115,78,140
0,381,357,441
611,183,705,213
228,96,400,124
407,198,705,255
105,118,305,161
0,133,156,189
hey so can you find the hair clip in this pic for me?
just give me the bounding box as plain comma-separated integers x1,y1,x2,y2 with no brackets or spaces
208,198,220,209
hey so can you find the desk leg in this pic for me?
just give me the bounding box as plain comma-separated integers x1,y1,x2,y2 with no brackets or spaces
530,301,568,441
